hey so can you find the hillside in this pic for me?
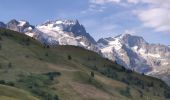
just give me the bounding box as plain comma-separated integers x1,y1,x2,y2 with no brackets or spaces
0,28,170,100
1,19,170,86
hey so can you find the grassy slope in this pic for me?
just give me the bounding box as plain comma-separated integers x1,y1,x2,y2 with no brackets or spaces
0,84,39,100
0,28,170,100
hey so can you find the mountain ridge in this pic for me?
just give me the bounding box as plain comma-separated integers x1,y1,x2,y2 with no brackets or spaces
98,33,170,84
0,28,170,100
1,19,170,85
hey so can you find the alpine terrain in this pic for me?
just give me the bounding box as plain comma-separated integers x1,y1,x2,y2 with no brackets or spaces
98,34,170,85
0,27,170,100
1,19,170,86
0,19,98,52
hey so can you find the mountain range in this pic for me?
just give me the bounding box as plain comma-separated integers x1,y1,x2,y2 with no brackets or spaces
1,19,170,85
1,28,169,100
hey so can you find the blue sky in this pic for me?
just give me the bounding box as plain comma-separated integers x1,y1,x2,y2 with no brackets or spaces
0,0,170,45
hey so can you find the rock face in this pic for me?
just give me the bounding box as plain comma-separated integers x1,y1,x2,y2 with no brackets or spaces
98,33,170,84
32,20,99,52
6,19,34,33
1,19,99,52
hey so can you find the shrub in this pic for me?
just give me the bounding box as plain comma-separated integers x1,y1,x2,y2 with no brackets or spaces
6,82,15,87
0,44,2,50
91,71,95,78
126,69,133,73
25,55,29,58
68,55,72,60
0,80,15,87
0,63,2,69
147,82,154,87
45,52,48,57
54,95,59,100
44,72,61,80
8,62,12,68
0,80,5,84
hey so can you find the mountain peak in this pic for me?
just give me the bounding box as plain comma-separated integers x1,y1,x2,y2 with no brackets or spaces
7,19,19,25
98,33,147,48
7,19,30,27
29,19,98,51
115,33,133,38
115,33,147,47
42,19,79,26
6,19,33,33
38,19,81,32
0,22,6,28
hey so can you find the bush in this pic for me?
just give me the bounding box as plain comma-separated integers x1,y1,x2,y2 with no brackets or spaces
147,82,154,87
25,55,29,58
8,62,12,68
6,82,15,87
0,63,2,69
45,52,49,57
90,71,94,78
68,55,72,60
0,80,15,87
0,36,2,41
0,44,2,50
44,72,61,80
0,80,5,84
54,95,59,100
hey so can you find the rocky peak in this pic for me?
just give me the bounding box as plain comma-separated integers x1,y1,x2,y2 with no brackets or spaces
37,19,96,44
116,33,147,47
97,33,147,49
7,19,19,25
6,19,34,33
0,22,6,28
97,38,110,46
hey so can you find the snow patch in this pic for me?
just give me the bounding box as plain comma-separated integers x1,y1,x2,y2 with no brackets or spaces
18,21,26,27
25,32,34,37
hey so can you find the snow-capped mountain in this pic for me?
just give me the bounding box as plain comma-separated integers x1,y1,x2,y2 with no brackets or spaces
32,20,98,51
1,19,170,84
0,19,99,52
6,19,34,33
98,33,170,84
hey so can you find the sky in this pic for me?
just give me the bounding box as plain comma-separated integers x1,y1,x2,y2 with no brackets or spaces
0,0,170,45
